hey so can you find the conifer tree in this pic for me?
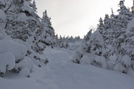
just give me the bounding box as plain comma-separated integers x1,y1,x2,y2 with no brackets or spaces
40,10,55,46
84,29,92,42
97,18,104,34
72,0,134,75
104,14,111,29
5,0,40,41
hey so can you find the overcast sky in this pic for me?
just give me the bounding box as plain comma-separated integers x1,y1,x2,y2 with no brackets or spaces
36,0,132,38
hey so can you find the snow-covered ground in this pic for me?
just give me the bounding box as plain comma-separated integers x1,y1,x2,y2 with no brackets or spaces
0,47,134,89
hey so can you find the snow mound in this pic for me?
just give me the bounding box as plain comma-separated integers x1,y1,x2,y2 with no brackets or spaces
0,40,27,61
80,53,94,64
0,52,15,75
19,67,30,77
114,63,126,73
121,55,131,68
107,55,117,70
15,57,33,73
72,51,81,63
94,55,107,68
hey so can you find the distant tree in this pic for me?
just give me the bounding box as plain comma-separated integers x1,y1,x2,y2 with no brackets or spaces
104,14,111,29
84,29,92,42
97,17,104,34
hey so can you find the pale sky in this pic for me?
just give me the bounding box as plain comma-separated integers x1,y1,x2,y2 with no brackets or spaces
36,0,132,38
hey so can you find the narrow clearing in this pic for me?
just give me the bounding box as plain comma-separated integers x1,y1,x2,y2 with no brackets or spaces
1,47,134,89
44,47,134,89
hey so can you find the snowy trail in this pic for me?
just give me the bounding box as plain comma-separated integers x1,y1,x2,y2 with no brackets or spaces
44,47,134,89
0,47,134,89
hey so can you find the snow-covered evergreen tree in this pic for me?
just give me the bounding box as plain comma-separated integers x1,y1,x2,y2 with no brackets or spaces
40,10,55,47
5,0,40,41
72,42,87,63
84,29,92,42
30,0,37,11
0,25,34,77
72,1,134,75
97,17,104,34
72,31,107,68
0,0,49,78
104,14,111,29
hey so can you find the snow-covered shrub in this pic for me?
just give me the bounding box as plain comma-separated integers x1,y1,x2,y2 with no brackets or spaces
72,43,87,63
0,39,33,77
72,51,82,63
72,31,108,68
80,53,107,69
114,54,134,75
15,56,33,73
80,53,94,65
0,40,27,62
19,68,30,77
89,31,106,56
94,55,107,68
18,41,48,66
0,26,35,77
107,54,117,70
0,52,15,76
114,63,127,73
121,55,131,68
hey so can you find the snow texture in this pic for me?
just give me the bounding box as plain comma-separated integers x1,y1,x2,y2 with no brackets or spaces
15,56,33,73
0,40,27,61
0,9,6,28
22,1,34,14
0,52,15,74
19,67,30,77
0,9,6,21
127,18,134,30
17,13,28,22
80,53,94,64
0,47,134,89
0,0,6,5
0,27,12,40
121,55,131,68
90,30,104,46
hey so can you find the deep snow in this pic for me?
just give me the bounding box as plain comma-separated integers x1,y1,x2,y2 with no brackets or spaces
0,47,134,89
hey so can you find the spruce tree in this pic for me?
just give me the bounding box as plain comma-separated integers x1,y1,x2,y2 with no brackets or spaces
97,17,104,34
84,29,92,42
40,10,55,47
